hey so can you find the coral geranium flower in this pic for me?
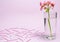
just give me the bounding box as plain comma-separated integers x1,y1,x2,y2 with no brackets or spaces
40,1,55,12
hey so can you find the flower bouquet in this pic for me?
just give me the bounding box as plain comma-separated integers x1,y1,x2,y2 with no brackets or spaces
40,1,57,40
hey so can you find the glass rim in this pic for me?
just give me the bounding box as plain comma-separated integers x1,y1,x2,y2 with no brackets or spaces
44,12,57,18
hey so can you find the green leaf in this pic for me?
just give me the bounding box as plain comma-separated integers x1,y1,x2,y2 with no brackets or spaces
45,8,49,12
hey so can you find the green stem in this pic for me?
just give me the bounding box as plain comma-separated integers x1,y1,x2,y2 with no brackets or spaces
48,8,52,37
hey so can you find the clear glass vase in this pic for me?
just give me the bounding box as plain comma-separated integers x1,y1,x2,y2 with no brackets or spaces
43,11,57,40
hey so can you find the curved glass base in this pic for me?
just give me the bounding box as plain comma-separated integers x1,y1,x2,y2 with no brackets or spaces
41,34,56,40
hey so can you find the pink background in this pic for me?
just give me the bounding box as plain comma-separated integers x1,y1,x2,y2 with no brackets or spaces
0,0,60,42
